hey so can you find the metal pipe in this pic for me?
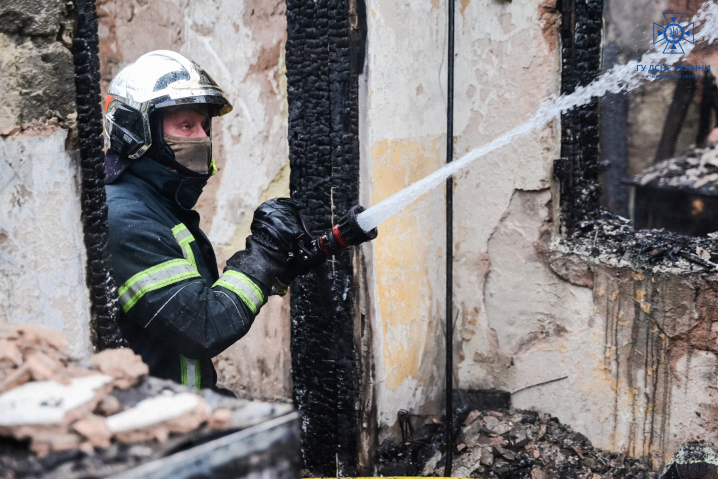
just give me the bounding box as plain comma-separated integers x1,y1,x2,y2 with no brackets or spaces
444,0,455,473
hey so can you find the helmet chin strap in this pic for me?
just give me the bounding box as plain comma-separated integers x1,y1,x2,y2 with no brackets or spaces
143,109,212,178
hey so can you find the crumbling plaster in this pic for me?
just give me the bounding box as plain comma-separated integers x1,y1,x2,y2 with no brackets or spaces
0,0,76,133
96,0,291,399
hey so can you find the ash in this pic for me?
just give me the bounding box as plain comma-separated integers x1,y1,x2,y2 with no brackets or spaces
376,408,657,478
556,210,718,274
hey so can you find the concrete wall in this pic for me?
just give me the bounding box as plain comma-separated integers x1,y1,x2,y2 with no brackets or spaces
0,0,92,359
96,0,292,400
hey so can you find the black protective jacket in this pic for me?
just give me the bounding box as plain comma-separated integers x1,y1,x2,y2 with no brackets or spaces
106,158,268,389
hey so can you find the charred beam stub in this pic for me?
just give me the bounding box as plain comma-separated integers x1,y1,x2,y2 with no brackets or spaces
600,42,630,218
655,75,697,163
558,0,604,232
71,0,127,350
285,0,364,475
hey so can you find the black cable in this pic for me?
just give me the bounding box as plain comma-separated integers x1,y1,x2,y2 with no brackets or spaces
444,0,455,473
72,0,127,350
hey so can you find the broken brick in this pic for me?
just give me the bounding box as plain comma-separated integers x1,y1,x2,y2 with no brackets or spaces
72,414,111,448
91,348,149,389
96,394,121,416
0,340,22,369
207,409,232,430
25,351,60,382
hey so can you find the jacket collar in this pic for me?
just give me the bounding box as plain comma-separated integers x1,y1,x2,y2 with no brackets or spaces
124,158,209,211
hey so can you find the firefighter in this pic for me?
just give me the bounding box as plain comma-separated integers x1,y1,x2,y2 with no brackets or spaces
103,50,302,391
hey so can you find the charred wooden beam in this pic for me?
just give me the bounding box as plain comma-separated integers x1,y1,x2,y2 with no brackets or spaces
285,0,365,475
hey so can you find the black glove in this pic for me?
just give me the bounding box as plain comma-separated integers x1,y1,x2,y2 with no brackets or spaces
249,198,304,253
225,198,305,294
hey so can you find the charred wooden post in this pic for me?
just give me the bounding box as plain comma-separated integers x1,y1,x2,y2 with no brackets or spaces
71,0,127,350
556,0,604,232
285,0,366,475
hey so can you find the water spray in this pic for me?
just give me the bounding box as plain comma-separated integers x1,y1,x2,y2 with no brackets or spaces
290,2,718,306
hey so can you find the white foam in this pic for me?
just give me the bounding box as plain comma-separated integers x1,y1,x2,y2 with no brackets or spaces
357,2,718,233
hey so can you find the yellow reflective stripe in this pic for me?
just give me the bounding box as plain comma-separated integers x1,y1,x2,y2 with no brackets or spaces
118,259,200,313
213,270,265,314
172,224,197,270
209,157,218,176
180,355,201,390
180,356,187,385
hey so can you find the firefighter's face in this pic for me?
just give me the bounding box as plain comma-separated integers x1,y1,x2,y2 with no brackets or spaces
163,106,210,138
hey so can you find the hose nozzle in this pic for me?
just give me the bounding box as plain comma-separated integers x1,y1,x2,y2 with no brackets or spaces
287,204,378,281
317,205,378,256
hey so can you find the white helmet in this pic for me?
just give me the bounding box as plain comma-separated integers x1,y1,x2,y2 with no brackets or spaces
104,50,232,159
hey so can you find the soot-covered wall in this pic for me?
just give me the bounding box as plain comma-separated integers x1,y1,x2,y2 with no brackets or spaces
285,0,365,475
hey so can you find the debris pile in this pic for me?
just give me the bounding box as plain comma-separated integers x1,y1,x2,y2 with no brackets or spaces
660,444,718,479
556,211,718,273
0,323,292,478
557,145,718,273
631,147,718,194
377,408,657,478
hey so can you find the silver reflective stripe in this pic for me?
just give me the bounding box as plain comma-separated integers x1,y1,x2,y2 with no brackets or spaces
180,355,201,390
172,224,197,270
212,270,264,314
186,360,197,388
118,259,200,313
180,244,196,269
173,227,193,244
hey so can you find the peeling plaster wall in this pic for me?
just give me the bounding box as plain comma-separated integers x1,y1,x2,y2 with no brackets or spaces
363,0,718,467
96,0,292,399
361,0,449,435
518,264,718,468
361,0,565,439
0,0,92,359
